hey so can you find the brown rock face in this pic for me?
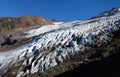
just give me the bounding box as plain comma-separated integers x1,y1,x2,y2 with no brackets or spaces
0,16,53,52
16,16,52,29
0,16,52,33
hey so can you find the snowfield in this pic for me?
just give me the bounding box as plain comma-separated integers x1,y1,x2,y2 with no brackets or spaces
0,11,120,77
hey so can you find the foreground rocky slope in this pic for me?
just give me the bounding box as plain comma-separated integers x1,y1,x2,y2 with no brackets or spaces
0,7,120,77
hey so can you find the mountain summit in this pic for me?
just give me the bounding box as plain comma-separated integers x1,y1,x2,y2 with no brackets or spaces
91,7,120,19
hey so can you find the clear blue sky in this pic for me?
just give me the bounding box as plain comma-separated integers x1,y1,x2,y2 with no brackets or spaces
0,0,120,21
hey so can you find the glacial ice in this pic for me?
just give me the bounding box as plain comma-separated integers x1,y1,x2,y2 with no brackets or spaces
0,13,120,77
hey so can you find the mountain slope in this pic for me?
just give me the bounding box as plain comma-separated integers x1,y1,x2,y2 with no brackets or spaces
0,16,53,52
0,16,52,33
0,7,120,77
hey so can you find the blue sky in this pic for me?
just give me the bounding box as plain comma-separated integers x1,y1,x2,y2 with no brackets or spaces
0,0,120,21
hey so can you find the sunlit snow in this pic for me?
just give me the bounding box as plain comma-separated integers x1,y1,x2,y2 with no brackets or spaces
0,12,120,77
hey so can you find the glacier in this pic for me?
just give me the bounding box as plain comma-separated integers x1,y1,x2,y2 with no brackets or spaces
0,11,120,77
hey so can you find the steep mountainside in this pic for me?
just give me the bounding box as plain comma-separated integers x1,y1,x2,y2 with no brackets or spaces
0,7,120,77
0,16,53,52
0,16,52,33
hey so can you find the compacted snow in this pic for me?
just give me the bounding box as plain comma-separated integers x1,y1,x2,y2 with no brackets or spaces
0,12,120,77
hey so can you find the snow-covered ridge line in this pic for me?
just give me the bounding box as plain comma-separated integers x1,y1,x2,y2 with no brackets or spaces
0,13,120,77
24,20,97,38
24,13,120,38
